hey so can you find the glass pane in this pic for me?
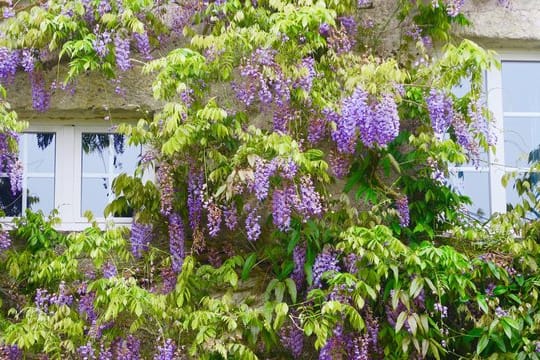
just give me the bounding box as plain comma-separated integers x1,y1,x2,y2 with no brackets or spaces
112,134,140,174
0,177,22,216
27,177,54,214
503,117,540,168
25,133,55,173
81,177,109,216
502,62,540,112
448,171,491,219
82,133,110,173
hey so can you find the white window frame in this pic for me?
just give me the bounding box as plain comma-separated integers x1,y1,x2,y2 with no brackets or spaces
457,50,540,216
1,117,146,231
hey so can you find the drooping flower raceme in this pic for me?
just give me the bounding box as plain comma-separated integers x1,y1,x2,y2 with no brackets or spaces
312,248,340,288
130,220,152,258
372,93,400,147
245,205,261,242
395,196,410,227
427,89,453,138
154,339,176,360
168,213,185,273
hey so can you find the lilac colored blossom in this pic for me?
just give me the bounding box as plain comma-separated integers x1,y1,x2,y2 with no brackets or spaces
30,71,51,112
468,99,496,146
187,169,204,230
329,150,351,179
168,213,185,273
154,339,176,360
296,176,323,219
280,323,303,358
452,114,480,166
50,281,73,306
223,205,238,230
102,262,117,278
351,334,369,360
319,23,331,37
35,288,51,312
134,32,152,60
0,343,22,359
21,49,35,72
278,158,298,180
160,266,177,294
335,87,370,153
343,253,359,273
111,336,141,360
273,105,296,133
373,93,400,146
245,205,261,242
365,308,380,354
0,132,22,195
252,158,277,201
205,201,222,237
157,161,174,216
272,188,292,231
170,0,200,33
319,326,344,360
3,7,15,18
395,196,410,227
291,243,306,290
98,343,113,360
130,220,152,258
339,16,357,34
444,0,465,17
93,31,112,58
312,248,340,288
0,231,12,252
308,116,327,144
77,342,96,360
78,284,97,323
0,47,18,82
427,89,453,138
434,302,448,318
114,35,131,71
495,306,508,318
98,0,111,16
296,57,316,93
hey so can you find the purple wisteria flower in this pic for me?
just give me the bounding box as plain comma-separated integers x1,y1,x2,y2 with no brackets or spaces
154,339,176,360
168,213,185,273
291,243,306,290
223,205,238,230
373,93,400,146
334,87,369,153
114,35,131,71
252,158,278,201
296,176,323,219
187,169,203,230
395,196,410,227
102,262,117,278
312,248,340,288
280,323,304,358
130,220,152,258
272,188,292,231
0,230,12,252
205,200,222,237
157,161,174,216
427,89,453,138
134,32,152,60
245,205,261,242
30,71,51,112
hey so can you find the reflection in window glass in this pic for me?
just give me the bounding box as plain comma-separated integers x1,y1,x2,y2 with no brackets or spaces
448,171,491,219
503,117,540,168
0,132,56,216
502,62,540,112
81,133,140,217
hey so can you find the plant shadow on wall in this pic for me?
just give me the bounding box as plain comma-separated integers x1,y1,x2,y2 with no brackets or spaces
1,0,540,359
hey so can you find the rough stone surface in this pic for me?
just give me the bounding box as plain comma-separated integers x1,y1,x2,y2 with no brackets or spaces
459,0,540,48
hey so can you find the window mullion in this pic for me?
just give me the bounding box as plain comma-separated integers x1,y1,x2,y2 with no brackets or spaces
486,66,507,214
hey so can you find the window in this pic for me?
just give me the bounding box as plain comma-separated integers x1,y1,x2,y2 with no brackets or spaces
452,53,540,218
1,122,141,230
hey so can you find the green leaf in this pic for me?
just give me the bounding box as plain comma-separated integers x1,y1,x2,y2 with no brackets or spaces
241,253,257,280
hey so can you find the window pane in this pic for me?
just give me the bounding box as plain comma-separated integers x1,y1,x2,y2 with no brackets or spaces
82,133,110,173
112,135,140,174
0,177,22,216
27,177,54,214
25,133,55,173
448,171,491,219
503,116,540,168
81,177,109,216
502,62,540,112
